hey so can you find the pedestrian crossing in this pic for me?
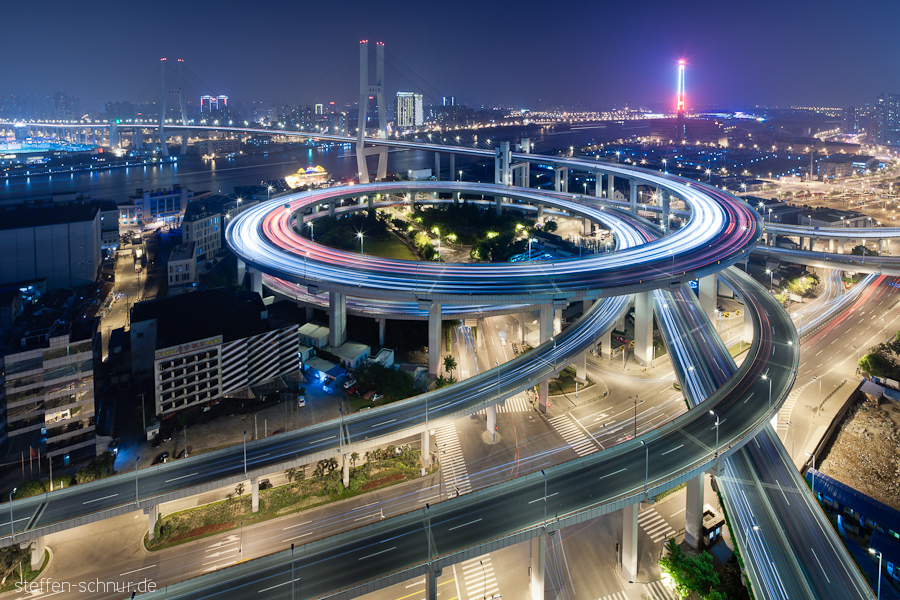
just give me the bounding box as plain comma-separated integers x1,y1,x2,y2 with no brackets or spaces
776,382,806,437
549,414,598,457
476,394,532,415
596,591,626,600
638,507,677,543
459,554,500,600
645,579,678,599
434,423,472,497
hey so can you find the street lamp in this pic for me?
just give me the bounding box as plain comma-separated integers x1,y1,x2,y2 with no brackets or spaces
762,374,772,411
869,548,883,600
786,420,795,459
267,185,274,202
806,451,816,495
709,410,720,458
541,469,548,528
765,268,773,291
639,440,649,499
243,430,247,474
8,488,16,536
357,232,364,256
307,221,314,242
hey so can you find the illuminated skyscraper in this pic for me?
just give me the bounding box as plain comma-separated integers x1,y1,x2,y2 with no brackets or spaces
396,92,424,127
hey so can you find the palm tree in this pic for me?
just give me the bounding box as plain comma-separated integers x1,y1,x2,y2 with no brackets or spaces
443,355,458,380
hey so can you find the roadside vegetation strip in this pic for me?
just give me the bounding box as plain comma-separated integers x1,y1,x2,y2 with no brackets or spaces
145,447,431,552
0,548,49,593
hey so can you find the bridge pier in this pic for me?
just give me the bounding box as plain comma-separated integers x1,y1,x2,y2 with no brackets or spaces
684,474,704,549
428,302,442,376
607,173,615,200
629,180,638,214
554,308,562,336
486,404,497,441
661,193,670,232
554,167,568,193
828,238,835,253
622,503,640,582
536,204,544,221
329,291,347,347
422,429,431,469
602,328,612,360
595,171,604,197
248,268,263,297
251,477,259,513
583,217,592,235
634,291,653,367
22,536,46,570
434,153,441,179
343,453,350,488
377,318,386,346
530,534,546,600
449,154,455,180
538,304,554,414
494,141,511,185
329,201,335,217
575,351,587,382
882,239,891,254
425,569,438,600
698,274,717,326
145,504,160,541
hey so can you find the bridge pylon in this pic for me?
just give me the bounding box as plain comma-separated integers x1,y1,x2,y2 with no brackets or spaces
158,58,190,157
356,41,388,183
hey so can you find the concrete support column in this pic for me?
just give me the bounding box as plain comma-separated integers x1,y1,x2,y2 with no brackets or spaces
536,204,544,221
684,474,704,549
594,172,603,197
251,477,260,513
476,317,485,349
486,404,497,442
575,351,587,382
495,195,503,216
425,570,438,600
449,154,455,181
342,453,350,488
554,308,562,335
633,291,653,366
602,329,612,360
23,537,45,570
607,173,615,200
538,380,549,414
698,274,717,326
377,318,386,346
530,534,546,600
629,180,638,214
828,238,835,253
661,194,670,232
145,505,160,541
881,238,890,255
236,257,246,286
368,194,375,212
554,167,568,193
428,302,442,376
249,268,263,297
422,429,431,467
837,240,844,254
435,153,441,179
583,217,591,235
519,314,527,344
328,291,347,347
539,304,553,345
329,201,335,217
622,503,639,582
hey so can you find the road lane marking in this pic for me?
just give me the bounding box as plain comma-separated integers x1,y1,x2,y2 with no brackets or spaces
358,546,396,560
281,521,311,531
599,468,626,480
670,508,686,517
528,492,559,504
448,518,483,531
282,532,313,543
811,548,831,583
372,419,396,427
661,444,684,456
119,564,156,576
165,472,198,483
309,436,336,444
82,494,118,505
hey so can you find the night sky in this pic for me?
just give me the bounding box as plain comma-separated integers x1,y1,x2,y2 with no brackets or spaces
5,0,899,110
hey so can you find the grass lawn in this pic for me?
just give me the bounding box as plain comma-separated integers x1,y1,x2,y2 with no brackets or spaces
548,366,593,395
360,237,417,260
728,341,752,357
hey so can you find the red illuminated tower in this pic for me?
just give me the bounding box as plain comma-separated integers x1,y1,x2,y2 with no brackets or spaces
676,59,686,116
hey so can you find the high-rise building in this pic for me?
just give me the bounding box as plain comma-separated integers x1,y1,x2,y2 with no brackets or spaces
442,96,455,106
396,92,424,128
875,93,900,145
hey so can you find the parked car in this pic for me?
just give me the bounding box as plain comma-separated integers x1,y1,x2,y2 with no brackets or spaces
297,396,306,407
175,449,188,460
322,385,334,394
343,378,357,389
152,452,169,465
259,479,273,490
371,393,384,401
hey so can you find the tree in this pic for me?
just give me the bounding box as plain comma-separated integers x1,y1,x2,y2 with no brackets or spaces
859,352,894,377
658,539,721,599
234,482,245,498
350,452,360,467
543,220,558,233
443,355,457,379
285,467,299,483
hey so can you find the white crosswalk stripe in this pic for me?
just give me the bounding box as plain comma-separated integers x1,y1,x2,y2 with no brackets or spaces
596,591,627,600
645,579,677,599
777,382,806,436
460,554,501,599
476,394,533,415
638,507,677,543
435,423,472,497
549,414,598,456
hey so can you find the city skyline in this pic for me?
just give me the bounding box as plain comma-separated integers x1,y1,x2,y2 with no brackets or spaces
3,0,899,110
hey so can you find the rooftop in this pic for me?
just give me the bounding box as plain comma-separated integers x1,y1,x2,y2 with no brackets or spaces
0,200,99,231
131,288,271,349
169,242,195,263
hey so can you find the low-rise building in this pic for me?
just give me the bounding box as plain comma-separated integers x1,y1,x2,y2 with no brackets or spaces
130,288,300,418
332,342,370,370
799,208,873,228
0,288,99,462
121,185,193,228
166,242,197,294
299,323,329,348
